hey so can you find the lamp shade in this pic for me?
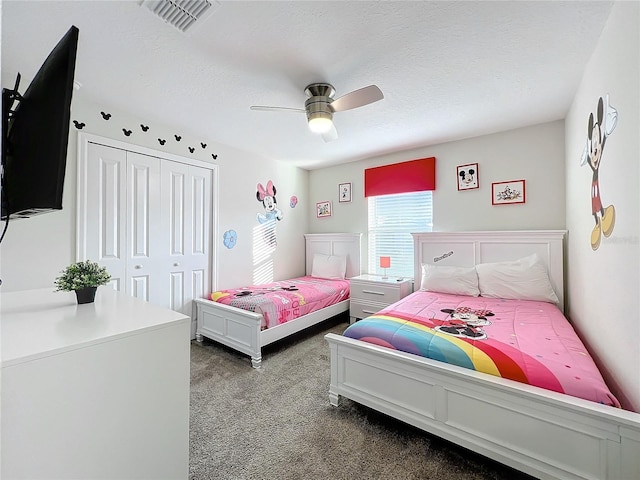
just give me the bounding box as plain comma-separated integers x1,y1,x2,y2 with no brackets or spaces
379,256,391,269
308,116,333,133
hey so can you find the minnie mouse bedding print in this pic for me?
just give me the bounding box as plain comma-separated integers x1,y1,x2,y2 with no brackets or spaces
210,276,349,329
343,290,620,407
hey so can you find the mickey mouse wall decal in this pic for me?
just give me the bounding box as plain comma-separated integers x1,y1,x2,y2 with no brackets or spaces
122,128,132,137
140,124,149,132
188,147,195,153
73,120,85,130
212,154,218,160
174,134,182,142
580,94,618,251
100,111,111,120
158,138,166,145
201,142,207,149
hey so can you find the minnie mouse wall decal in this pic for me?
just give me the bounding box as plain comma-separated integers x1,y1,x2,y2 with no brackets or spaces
256,180,283,247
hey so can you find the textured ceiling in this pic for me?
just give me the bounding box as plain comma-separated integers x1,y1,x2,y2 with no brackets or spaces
1,1,613,169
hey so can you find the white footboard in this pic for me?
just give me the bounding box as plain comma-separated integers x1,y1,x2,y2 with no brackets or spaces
326,333,640,480
195,298,350,368
195,298,263,367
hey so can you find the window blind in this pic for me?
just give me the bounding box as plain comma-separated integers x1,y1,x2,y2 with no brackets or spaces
368,190,433,279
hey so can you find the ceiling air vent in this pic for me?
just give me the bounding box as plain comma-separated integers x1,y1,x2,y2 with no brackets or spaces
142,0,218,33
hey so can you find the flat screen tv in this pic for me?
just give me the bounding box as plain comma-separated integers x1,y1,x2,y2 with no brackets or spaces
1,25,79,221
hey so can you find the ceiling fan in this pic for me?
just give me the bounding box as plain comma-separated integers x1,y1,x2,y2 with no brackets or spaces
250,83,384,142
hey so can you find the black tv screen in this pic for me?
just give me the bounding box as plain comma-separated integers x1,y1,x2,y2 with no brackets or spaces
1,25,79,220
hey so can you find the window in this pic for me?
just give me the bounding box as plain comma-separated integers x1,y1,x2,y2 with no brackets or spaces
368,190,433,278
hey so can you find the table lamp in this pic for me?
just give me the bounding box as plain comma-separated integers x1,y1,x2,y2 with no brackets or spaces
379,256,391,279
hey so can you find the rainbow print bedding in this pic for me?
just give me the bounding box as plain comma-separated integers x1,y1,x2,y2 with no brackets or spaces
210,276,349,329
343,291,620,407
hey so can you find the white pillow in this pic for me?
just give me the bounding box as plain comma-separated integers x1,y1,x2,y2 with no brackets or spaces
475,254,560,304
420,264,480,297
311,253,347,279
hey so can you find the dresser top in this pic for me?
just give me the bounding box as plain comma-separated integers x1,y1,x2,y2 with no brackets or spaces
1,287,189,367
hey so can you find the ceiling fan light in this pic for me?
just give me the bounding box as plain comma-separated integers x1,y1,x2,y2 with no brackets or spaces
308,115,333,134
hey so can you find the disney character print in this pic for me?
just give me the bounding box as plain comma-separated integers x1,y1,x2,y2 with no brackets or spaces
256,180,283,247
434,307,494,340
580,94,618,250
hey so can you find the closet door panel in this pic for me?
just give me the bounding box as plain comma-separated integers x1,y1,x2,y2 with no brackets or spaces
189,165,211,266
126,152,167,305
84,143,127,291
161,162,211,316
187,166,211,315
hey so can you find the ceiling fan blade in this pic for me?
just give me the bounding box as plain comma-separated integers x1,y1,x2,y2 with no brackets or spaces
321,122,338,142
330,85,383,112
250,105,305,113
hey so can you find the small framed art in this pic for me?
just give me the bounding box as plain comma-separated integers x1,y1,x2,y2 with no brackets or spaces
457,163,479,190
338,182,352,203
316,201,332,218
492,179,526,205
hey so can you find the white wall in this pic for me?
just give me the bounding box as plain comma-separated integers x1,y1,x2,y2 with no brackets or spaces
308,121,566,269
0,94,309,292
565,0,639,412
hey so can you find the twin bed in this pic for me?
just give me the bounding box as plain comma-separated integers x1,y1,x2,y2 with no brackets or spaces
326,230,640,480
194,233,361,368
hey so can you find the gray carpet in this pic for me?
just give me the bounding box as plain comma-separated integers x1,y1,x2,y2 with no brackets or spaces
189,313,536,480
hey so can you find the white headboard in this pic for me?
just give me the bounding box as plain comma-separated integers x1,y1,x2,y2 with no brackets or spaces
412,230,567,311
304,233,362,279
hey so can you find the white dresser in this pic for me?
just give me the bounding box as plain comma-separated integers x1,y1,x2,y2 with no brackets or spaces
349,274,413,323
1,287,191,480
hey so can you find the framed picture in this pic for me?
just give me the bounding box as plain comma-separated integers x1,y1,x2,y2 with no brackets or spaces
316,201,332,218
492,179,526,205
338,182,352,203
457,163,479,190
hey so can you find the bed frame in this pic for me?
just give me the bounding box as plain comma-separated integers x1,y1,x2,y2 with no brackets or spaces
195,233,361,368
326,230,640,480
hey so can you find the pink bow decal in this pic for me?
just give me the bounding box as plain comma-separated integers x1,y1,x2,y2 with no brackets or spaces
257,180,275,201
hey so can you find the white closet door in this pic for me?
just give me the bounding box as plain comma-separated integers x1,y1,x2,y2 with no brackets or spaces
161,162,211,316
81,138,212,318
83,143,127,292
126,152,165,304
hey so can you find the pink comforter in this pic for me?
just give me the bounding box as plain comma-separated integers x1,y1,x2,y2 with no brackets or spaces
344,291,620,407
210,276,349,329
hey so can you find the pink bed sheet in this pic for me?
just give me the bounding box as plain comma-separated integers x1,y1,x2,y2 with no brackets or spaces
210,276,350,329
343,291,620,407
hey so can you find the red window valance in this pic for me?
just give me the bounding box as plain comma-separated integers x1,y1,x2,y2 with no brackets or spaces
364,157,436,197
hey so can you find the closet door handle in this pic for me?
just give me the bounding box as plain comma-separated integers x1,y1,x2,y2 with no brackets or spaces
134,264,142,269
173,262,180,267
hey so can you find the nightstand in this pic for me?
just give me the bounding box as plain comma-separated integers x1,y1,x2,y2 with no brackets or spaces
349,274,413,323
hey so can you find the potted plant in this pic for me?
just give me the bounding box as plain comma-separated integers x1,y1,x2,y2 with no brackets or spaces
54,260,112,304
